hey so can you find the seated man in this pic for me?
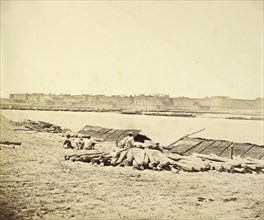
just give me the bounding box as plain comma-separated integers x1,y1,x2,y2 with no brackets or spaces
76,137,85,150
83,136,96,150
120,132,135,148
63,134,74,149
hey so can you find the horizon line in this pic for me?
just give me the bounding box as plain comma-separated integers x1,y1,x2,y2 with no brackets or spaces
1,92,263,100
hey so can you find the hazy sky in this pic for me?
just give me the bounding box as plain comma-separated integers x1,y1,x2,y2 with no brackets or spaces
1,1,263,99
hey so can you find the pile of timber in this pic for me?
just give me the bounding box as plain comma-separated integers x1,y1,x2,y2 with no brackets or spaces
64,148,264,174
17,120,71,133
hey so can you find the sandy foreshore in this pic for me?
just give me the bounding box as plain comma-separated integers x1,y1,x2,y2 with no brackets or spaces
0,116,263,220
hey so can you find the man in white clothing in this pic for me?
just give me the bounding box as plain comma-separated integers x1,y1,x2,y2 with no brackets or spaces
120,132,135,148
83,136,96,150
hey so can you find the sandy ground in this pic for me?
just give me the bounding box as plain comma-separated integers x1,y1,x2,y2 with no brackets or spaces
0,116,263,220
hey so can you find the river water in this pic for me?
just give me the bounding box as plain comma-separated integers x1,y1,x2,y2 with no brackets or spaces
1,110,263,146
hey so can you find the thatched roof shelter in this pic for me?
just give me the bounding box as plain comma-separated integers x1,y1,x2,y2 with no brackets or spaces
168,137,264,160
78,125,151,143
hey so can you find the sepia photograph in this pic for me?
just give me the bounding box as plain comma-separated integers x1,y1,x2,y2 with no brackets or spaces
0,0,263,219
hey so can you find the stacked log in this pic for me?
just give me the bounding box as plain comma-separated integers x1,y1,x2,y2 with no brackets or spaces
64,148,264,174
18,119,70,133
0,141,22,146
124,149,133,166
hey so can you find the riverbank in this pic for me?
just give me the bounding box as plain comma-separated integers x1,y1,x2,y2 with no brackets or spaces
0,116,263,219
2,109,263,146
1,107,263,119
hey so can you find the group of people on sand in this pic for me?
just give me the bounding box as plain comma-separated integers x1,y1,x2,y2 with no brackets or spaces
63,132,135,150
63,134,96,150
64,131,162,151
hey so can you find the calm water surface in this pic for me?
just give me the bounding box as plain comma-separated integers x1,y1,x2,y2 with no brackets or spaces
1,110,263,146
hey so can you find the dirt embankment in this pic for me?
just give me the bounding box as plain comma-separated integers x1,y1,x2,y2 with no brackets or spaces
0,116,263,220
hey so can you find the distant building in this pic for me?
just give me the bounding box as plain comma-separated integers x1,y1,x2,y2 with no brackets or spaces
5,93,263,112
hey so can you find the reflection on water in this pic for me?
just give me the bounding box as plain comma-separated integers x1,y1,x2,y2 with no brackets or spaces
1,110,263,146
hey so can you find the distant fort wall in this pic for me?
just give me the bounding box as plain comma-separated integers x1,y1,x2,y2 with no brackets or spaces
1,93,263,113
